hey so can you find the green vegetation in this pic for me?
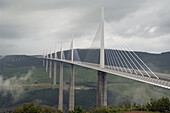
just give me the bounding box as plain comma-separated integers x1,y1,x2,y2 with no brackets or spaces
24,67,53,84
1,51,170,75
88,97,170,113
0,54,170,112
69,97,170,113
146,97,170,112
69,106,87,113
1,66,33,79
13,102,63,113
12,97,170,113
75,49,170,73
0,66,169,111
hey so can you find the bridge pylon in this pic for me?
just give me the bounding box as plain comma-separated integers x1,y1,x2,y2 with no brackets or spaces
97,7,107,107
53,47,57,85
58,61,63,110
53,48,57,85
60,44,63,60
69,64,75,111
71,34,74,62
53,61,57,85
97,71,107,107
100,7,105,68
69,34,75,110
49,50,52,78
58,44,64,110
54,46,57,59
45,50,48,72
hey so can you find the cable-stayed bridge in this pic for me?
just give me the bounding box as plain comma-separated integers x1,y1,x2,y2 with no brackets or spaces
43,7,170,111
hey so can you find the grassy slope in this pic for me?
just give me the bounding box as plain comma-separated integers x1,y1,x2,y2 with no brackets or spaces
25,67,53,84
0,65,170,111
1,66,33,78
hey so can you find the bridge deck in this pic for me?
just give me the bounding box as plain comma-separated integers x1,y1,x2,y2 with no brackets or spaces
47,58,170,90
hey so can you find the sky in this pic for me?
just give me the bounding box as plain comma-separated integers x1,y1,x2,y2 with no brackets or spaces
0,0,170,55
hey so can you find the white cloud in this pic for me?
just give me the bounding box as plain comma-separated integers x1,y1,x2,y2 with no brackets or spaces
0,69,34,102
149,27,159,33
0,0,170,55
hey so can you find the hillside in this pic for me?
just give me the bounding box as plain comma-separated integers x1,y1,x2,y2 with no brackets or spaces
135,51,170,73
0,51,170,112
1,50,170,74
62,49,170,74
0,55,42,67
0,55,42,77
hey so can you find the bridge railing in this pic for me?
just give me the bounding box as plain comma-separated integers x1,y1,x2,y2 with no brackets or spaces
45,55,170,89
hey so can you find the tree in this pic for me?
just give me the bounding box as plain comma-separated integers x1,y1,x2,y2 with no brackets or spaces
69,106,87,113
12,102,64,113
13,102,42,113
146,97,170,112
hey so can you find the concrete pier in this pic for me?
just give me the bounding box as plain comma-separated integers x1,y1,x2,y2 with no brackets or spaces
46,59,48,72
58,62,63,110
49,60,52,78
69,64,75,111
53,61,57,85
97,71,107,107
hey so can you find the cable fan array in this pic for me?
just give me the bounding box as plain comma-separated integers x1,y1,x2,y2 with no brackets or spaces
44,19,170,89
82,20,159,79
104,21,159,79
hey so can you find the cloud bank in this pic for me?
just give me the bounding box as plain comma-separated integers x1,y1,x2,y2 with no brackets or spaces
0,0,170,55
0,69,33,102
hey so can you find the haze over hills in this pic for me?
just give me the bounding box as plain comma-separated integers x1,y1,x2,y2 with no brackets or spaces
1,0,170,112
0,55,41,69
1,50,170,74
0,50,170,112
62,49,170,74
134,51,170,73
0,56,3,59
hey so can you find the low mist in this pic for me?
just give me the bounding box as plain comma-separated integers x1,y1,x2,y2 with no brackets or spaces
0,67,34,102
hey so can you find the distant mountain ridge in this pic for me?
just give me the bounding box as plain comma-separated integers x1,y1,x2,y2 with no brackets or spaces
134,51,170,73
63,49,170,74
0,56,3,60
0,50,170,74
0,55,42,75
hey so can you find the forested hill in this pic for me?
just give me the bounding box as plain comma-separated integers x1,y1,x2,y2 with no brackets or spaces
0,56,3,59
74,49,170,74
0,55,42,68
135,51,170,73
0,50,170,74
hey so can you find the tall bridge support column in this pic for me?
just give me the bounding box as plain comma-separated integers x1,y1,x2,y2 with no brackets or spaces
49,60,52,78
58,62,63,110
69,64,75,111
46,59,48,72
53,61,57,85
97,71,107,107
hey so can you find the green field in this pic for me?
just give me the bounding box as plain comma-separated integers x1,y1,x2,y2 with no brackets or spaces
0,65,170,112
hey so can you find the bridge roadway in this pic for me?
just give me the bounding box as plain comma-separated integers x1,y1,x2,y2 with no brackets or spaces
47,58,170,90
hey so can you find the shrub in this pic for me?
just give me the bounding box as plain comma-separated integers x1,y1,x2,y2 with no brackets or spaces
69,106,87,113
146,97,170,112
12,102,64,113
